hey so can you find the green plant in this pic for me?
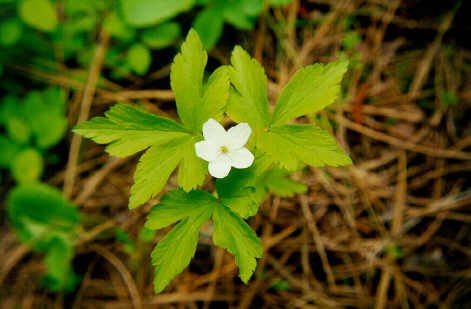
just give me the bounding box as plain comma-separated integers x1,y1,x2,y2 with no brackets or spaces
7,183,81,292
74,30,351,293
0,87,67,184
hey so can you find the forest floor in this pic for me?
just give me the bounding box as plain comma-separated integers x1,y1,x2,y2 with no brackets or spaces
1,0,470,308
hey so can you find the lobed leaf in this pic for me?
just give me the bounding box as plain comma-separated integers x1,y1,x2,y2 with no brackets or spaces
213,204,263,282
74,104,188,157
146,189,217,230
227,46,270,132
258,124,352,170
271,60,348,125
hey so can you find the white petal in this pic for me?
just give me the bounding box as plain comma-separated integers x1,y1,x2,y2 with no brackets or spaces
202,118,227,145
195,141,219,162
208,155,232,178
227,122,252,150
228,147,254,169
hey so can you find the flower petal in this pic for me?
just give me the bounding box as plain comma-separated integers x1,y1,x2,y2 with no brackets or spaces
195,141,219,162
203,118,227,145
227,122,252,149
228,147,254,169
208,155,232,178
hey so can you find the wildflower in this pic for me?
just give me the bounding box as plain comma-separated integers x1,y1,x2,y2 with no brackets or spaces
195,118,254,178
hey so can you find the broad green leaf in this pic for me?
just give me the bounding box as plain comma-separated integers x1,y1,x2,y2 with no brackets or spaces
103,11,135,41
0,19,22,46
127,43,152,75
258,124,352,170
120,0,194,27
171,30,230,132
264,168,307,197
201,65,230,124
193,7,224,49
74,104,188,157
146,189,217,230
7,183,80,250
213,204,262,282
271,60,348,125
23,88,68,149
177,136,207,191
216,168,259,218
7,184,80,291
170,29,206,131
268,0,293,6
6,117,30,145
151,195,214,293
227,46,270,131
18,0,58,32
129,137,188,208
141,22,181,49
11,148,44,184
222,0,263,30
0,136,21,168
42,238,78,292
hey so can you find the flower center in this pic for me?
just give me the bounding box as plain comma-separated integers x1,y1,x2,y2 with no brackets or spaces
220,145,229,154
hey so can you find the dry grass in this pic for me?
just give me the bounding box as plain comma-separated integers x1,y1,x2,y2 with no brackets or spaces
1,0,470,308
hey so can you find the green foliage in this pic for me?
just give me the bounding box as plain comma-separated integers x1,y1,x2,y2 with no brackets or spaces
127,43,152,75
18,0,58,32
0,87,68,184
11,148,44,184
212,202,262,283
146,189,262,292
75,30,350,294
7,184,80,291
141,22,181,49
76,31,231,208
271,61,349,125
120,0,194,27
0,19,23,46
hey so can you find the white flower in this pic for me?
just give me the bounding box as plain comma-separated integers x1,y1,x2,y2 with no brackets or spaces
195,118,254,178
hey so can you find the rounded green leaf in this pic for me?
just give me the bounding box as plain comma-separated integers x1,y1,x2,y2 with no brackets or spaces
103,11,135,41
141,22,181,49
11,148,44,184
120,0,194,27
127,43,151,75
7,183,79,249
0,136,22,168
6,117,31,145
18,0,58,32
0,19,23,46
193,8,224,50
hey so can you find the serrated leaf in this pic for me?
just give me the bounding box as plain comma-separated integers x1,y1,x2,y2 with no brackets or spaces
146,189,218,230
150,190,214,293
141,22,181,49
227,46,270,132
18,0,58,32
74,104,188,157
120,0,194,27
11,148,44,184
213,204,262,282
127,43,152,75
171,30,229,132
129,137,188,208
216,168,259,218
178,136,207,191
264,168,307,197
258,124,352,170
193,7,224,49
271,60,348,125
